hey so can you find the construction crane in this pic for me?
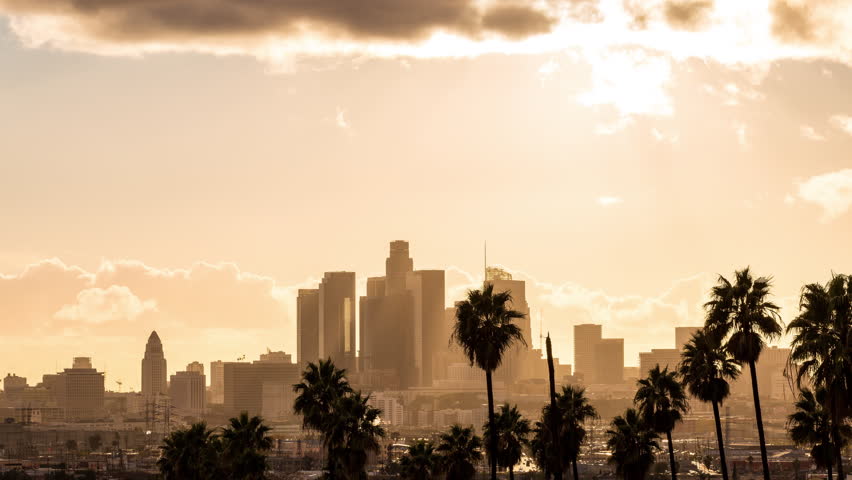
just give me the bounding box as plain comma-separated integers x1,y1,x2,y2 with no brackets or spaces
237,354,245,361
115,379,123,392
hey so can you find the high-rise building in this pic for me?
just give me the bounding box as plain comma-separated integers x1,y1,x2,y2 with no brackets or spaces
56,357,105,421
406,269,446,386
639,349,682,377
319,272,356,370
574,324,602,383
675,326,701,350
594,339,624,384
385,240,414,295
186,361,204,376
224,352,300,417
486,267,532,382
170,370,206,415
3,374,27,403
141,331,168,399
210,360,225,405
297,288,320,369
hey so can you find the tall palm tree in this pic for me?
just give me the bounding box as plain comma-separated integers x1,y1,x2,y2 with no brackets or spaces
704,267,783,480
679,328,740,480
557,385,599,480
325,391,386,480
452,283,526,480
158,422,221,480
545,334,563,480
436,424,484,480
221,412,273,480
635,365,689,480
483,403,531,480
787,387,850,480
293,358,353,472
788,274,852,480
606,408,660,480
400,441,440,480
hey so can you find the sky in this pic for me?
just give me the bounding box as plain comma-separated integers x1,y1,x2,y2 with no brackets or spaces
2,0,852,391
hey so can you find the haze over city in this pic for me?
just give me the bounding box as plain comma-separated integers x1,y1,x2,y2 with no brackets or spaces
2,0,852,479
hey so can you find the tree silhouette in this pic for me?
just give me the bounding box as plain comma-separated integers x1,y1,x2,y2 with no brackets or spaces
483,403,530,480
679,328,740,480
705,267,782,480
606,408,660,480
436,424,483,480
635,365,689,480
787,387,850,479
400,441,441,480
452,283,526,480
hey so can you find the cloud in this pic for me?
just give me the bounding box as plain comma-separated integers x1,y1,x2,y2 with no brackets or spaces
578,48,673,118
733,121,748,147
54,285,156,324
651,127,679,144
794,168,852,221
597,196,624,206
335,107,350,130
829,114,852,136
769,0,847,45
800,125,826,141
664,0,714,30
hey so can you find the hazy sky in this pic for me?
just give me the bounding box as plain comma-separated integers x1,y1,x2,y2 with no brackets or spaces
2,0,852,390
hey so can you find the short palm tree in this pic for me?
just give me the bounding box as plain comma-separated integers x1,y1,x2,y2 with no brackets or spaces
400,441,440,480
557,385,598,480
679,328,740,480
221,412,273,480
293,358,353,472
325,391,386,480
530,414,558,480
787,387,850,480
788,274,852,480
483,403,530,480
635,365,689,480
158,422,221,480
704,267,782,480
452,284,526,480
436,425,483,480
606,408,660,480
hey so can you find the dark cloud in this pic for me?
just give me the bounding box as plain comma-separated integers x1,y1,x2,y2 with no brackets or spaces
622,0,650,30
664,0,713,30
770,0,818,43
0,0,556,44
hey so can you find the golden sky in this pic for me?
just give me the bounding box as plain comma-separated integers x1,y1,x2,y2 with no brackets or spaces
2,0,852,390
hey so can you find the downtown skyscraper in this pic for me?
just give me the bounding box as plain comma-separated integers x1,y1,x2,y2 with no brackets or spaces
141,330,168,398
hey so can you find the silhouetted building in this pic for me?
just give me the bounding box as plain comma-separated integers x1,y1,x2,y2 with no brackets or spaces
210,360,225,405
406,269,446,386
675,326,701,350
639,349,681,377
574,324,602,383
319,272,356,370
594,339,624,384
223,352,300,417
56,357,105,421
486,267,531,383
141,331,168,399
3,374,27,403
170,370,205,416
186,361,204,376
386,240,414,295
297,288,320,369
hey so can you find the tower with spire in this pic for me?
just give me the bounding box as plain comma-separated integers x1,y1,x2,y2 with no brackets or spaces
141,331,168,398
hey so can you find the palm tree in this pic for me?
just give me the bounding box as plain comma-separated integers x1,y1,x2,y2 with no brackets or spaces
557,385,599,480
545,334,563,480
324,391,386,480
436,425,483,480
679,328,740,480
606,408,660,480
221,412,272,480
293,358,353,472
787,387,850,479
400,441,440,480
788,275,852,479
158,422,221,480
483,403,530,480
452,284,526,480
704,267,783,480
635,365,689,480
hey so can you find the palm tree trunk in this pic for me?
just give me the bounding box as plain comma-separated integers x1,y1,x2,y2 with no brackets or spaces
830,397,845,480
486,369,498,480
509,465,514,480
748,360,771,480
666,430,677,480
827,460,833,480
711,400,729,480
572,459,579,480
546,335,563,480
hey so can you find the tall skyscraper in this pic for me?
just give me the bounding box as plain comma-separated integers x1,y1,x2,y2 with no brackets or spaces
186,361,204,376
210,360,225,404
170,370,206,415
319,272,356,370
141,331,168,398
406,269,446,386
573,324,602,383
385,240,414,295
297,288,320,369
486,267,531,382
594,339,624,384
